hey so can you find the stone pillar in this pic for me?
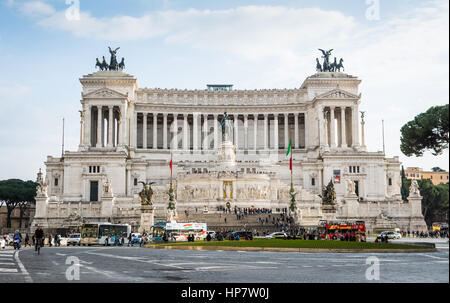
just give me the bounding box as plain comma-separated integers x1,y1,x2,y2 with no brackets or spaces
294,113,299,149
117,108,122,146
108,106,113,147
352,105,360,148
273,114,279,150
264,114,268,150
234,115,239,149
304,112,308,149
284,113,289,149
340,107,347,148
84,105,91,146
183,114,188,150
330,107,336,148
139,205,155,234
134,111,138,149
96,106,102,147
163,113,168,149
361,113,366,150
172,114,178,150
153,113,158,150
202,114,209,150
213,114,218,150
244,114,249,150
79,109,85,146
193,113,199,150
253,114,258,151
143,113,148,149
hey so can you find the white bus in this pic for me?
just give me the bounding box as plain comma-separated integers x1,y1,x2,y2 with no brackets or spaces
165,222,207,242
80,222,132,246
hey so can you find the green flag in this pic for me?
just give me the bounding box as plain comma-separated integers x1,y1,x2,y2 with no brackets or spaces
286,139,292,157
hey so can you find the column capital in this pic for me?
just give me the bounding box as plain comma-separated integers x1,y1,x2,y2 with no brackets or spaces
243,113,248,118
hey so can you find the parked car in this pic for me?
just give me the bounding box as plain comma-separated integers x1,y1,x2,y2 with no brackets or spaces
131,233,142,244
265,232,288,239
67,233,81,246
380,231,402,239
224,231,253,240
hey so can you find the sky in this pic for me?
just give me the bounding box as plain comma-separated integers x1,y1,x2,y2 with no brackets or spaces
0,0,448,181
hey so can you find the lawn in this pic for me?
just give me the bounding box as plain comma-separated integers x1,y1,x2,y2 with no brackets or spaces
149,239,430,250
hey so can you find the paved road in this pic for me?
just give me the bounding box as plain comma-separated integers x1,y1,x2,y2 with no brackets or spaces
2,242,448,283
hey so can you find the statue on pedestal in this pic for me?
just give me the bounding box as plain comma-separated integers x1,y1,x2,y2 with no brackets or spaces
139,181,156,206
345,179,356,196
220,112,233,143
409,180,421,197
320,180,336,205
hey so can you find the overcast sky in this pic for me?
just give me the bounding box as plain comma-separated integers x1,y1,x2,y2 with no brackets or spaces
0,0,448,181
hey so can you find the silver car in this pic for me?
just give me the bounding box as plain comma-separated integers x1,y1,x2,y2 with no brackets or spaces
67,233,81,246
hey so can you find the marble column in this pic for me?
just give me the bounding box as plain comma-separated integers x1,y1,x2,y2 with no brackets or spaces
213,114,218,150
273,114,279,150
202,114,209,150
172,114,178,151
253,114,258,151
79,110,84,146
234,115,239,149
294,113,299,149
85,105,91,146
163,113,168,149
153,113,158,150
183,114,188,150
264,114,268,150
352,105,360,148
244,114,249,150
304,112,308,149
284,113,289,149
96,106,102,147
117,108,122,146
330,107,336,148
134,111,138,149
143,113,148,149
108,106,113,147
193,113,199,150
340,107,347,148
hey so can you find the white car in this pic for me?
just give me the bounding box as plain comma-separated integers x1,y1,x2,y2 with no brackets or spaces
67,233,81,246
380,231,402,240
265,232,288,239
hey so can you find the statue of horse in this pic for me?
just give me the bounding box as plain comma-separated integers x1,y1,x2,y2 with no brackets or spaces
101,56,108,71
335,58,344,72
118,58,125,70
329,57,338,72
95,58,104,70
316,58,322,72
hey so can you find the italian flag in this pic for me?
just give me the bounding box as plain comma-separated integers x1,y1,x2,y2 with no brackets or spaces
286,139,292,171
169,153,173,172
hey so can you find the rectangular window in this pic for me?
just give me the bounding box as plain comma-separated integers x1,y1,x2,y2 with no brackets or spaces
311,178,316,186
54,178,59,186
90,181,99,202
134,178,138,186
388,178,392,186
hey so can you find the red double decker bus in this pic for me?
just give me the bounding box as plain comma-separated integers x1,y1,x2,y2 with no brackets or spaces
318,220,366,242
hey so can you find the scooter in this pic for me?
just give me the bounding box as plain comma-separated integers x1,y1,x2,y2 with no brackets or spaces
13,237,21,250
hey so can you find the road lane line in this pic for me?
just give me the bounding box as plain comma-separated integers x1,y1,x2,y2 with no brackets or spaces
14,251,33,283
419,254,448,260
0,268,18,273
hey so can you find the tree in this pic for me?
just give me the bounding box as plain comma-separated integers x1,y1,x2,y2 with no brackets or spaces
0,179,37,228
400,104,449,157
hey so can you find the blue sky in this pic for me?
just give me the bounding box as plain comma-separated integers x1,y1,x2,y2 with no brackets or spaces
0,0,448,181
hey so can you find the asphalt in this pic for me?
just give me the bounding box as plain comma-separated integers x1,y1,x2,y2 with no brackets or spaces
1,241,448,283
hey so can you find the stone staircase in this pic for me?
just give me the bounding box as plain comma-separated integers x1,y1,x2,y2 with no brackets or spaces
172,212,284,233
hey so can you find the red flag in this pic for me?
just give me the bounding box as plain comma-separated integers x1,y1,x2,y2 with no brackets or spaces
290,154,292,171
170,153,173,171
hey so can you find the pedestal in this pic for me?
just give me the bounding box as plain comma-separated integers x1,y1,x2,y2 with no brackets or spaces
31,196,49,230
321,204,337,221
343,194,359,218
139,205,155,234
408,195,428,232
101,196,115,218
217,141,236,167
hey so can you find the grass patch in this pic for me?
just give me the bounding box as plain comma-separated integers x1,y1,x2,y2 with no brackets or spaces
149,239,430,250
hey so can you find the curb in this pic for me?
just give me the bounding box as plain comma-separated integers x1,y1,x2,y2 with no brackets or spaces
145,245,437,253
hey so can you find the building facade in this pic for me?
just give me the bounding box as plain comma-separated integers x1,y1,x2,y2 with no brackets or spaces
406,167,449,185
32,68,427,232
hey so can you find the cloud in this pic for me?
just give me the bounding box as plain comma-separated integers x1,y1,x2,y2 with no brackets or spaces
17,1,55,17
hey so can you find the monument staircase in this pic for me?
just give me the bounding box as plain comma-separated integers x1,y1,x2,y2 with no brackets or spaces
173,212,285,234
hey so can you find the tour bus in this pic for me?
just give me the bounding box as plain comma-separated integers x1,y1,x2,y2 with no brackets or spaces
152,222,207,242
318,220,366,241
80,222,132,246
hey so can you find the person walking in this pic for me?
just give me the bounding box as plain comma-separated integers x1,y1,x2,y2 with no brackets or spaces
48,234,53,247
24,234,30,247
128,233,133,247
34,226,44,252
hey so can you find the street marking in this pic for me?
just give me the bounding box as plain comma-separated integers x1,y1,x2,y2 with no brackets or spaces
0,268,18,273
0,262,15,265
14,251,33,283
419,254,448,260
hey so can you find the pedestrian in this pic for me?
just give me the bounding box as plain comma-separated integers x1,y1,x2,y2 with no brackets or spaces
56,234,61,247
24,234,30,247
128,233,133,247
48,234,53,247
0,237,5,250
